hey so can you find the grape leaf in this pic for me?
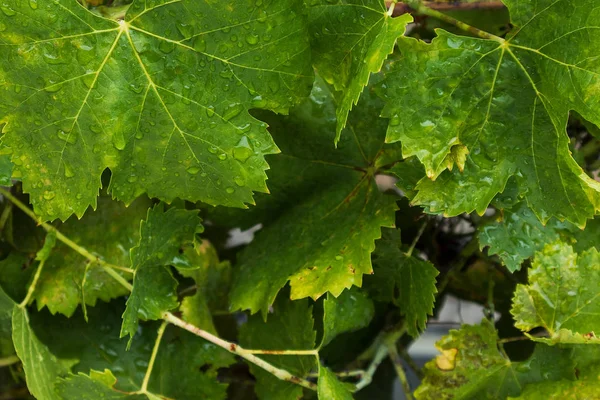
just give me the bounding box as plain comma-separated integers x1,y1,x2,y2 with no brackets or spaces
511,242,600,344
479,203,576,272
121,205,201,343
12,307,74,400
0,286,15,357
239,296,317,400
378,0,600,226
306,0,412,140
365,228,438,337
318,365,354,400
229,76,398,315
57,369,146,400
321,287,374,347
0,0,313,221
509,367,600,400
415,321,576,400
0,252,35,304
34,195,150,317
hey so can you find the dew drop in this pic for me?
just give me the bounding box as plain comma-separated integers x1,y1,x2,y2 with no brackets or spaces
113,131,126,150
233,136,253,162
0,5,16,16
43,191,56,200
29,0,38,9
223,103,243,121
57,130,78,145
127,175,138,183
64,164,75,178
186,166,200,175
218,153,227,161
205,106,215,118
245,33,259,45
226,187,235,194
234,176,246,187
193,37,207,52
159,40,175,54
335,255,343,261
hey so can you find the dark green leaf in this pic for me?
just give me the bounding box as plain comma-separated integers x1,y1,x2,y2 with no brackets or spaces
321,287,374,347
230,76,398,315
57,369,146,400
239,297,317,400
0,286,15,357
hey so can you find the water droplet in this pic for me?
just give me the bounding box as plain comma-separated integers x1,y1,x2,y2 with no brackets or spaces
0,5,16,16
234,176,246,186
76,193,83,200
226,187,234,194
233,136,253,162
43,191,56,200
246,34,259,45
159,40,175,54
82,74,96,89
205,106,215,118
14,84,22,93
186,166,200,175
127,175,138,183
335,255,343,261
57,130,77,144
113,131,126,150
223,103,243,121
208,146,218,154
64,163,75,178
129,83,145,94
193,37,206,52
29,0,38,9
218,153,227,161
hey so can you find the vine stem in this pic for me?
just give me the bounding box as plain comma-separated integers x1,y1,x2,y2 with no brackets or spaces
138,321,168,394
0,188,134,275
163,312,318,391
19,259,46,308
0,188,318,392
0,355,20,367
386,341,413,400
404,0,505,43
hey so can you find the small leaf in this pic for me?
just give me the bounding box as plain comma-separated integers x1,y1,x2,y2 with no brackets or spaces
57,369,146,400
511,242,600,344
318,365,354,400
306,0,412,140
321,287,374,347
365,228,438,337
121,205,201,343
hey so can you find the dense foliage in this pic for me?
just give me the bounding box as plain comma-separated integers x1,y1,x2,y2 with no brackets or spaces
0,0,599,398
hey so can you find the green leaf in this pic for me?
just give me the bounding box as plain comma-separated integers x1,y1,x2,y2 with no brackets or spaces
12,307,73,400
0,286,15,357
378,0,600,226
34,195,151,317
239,296,317,400
306,0,412,140
321,287,374,347
230,76,398,315
415,321,576,400
511,242,600,344
57,369,146,400
121,205,201,343
0,0,313,221
318,365,354,400
508,367,600,400
479,203,575,272
0,252,35,304
365,228,438,337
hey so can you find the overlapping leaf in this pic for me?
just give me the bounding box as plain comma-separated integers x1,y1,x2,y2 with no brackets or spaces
511,242,600,344
365,228,438,336
34,195,150,317
306,0,412,140
318,365,354,400
229,76,399,315
321,287,374,347
415,321,576,400
379,0,600,226
121,205,201,343
0,0,313,221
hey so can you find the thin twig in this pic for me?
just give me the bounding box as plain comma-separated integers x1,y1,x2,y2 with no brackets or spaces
386,342,413,400
0,355,19,367
138,321,168,394
18,259,45,308
407,220,427,257
163,312,318,391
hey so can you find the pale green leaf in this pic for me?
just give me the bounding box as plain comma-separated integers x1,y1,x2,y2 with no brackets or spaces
415,321,576,400
511,242,600,344
0,286,15,357
318,365,354,400
321,287,374,347
239,296,317,400
12,307,73,400
365,228,438,337
306,0,412,140
378,0,600,225
34,195,151,317
0,0,313,221
121,205,201,342
229,76,398,316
